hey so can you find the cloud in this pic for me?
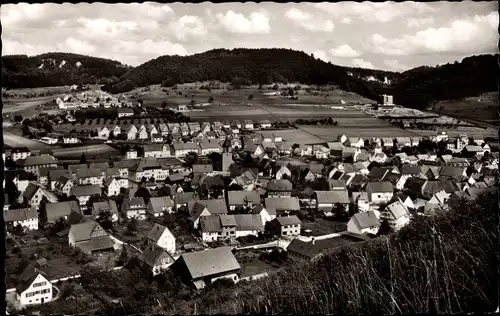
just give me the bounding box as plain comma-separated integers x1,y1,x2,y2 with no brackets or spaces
369,11,498,56
285,8,334,32
61,37,96,54
313,2,436,23
169,15,207,41
340,17,351,24
216,10,271,34
312,50,329,62
1,3,45,26
384,59,411,71
114,39,188,56
407,17,435,28
329,44,360,58
76,18,138,38
351,58,375,69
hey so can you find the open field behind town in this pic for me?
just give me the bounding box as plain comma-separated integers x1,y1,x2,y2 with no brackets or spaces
430,92,498,124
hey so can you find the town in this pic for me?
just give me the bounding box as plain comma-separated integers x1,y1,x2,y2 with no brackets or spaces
4,88,498,313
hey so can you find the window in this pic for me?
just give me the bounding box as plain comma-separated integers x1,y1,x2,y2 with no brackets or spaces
33,281,47,287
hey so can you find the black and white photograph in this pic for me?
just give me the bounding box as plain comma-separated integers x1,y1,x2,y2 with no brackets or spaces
2,1,499,314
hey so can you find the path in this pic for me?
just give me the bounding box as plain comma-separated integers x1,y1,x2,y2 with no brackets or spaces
3,131,48,149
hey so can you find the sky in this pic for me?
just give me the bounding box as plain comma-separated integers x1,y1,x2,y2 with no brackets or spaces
2,1,498,71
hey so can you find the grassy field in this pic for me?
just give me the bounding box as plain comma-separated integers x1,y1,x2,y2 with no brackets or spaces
301,219,347,236
431,92,498,124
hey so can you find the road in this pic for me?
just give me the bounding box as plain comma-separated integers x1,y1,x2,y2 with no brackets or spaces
3,95,62,115
52,144,118,157
3,131,48,149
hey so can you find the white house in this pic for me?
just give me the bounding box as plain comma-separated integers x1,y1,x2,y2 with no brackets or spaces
380,200,411,231
347,211,380,235
365,181,394,204
138,126,149,140
97,127,110,139
11,148,31,162
4,208,39,231
62,137,80,144
276,165,292,180
147,223,176,254
348,137,364,148
121,197,147,220
127,125,138,140
126,149,138,160
15,266,53,307
254,205,276,226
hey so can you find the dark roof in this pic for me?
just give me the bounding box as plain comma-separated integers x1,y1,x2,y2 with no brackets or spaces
265,197,300,211
69,221,102,242
76,236,114,254
200,215,222,232
368,167,390,180
140,244,175,267
70,185,101,197
315,190,350,204
178,246,241,280
351,211,380,229
275,215,302,226
366,181,393,193
19,155,57,167
193,164,213,174
4,208,38,222
401,164,420,175
147,223,171,242
234,214,264,231
439,166,465,179
16,265,48,294
267,179,293,191
174,192,195,205
77,168,103,179
46,201,81,223
92,200,118,215
23,182,41,200
227,191,261,205
422,180,458,196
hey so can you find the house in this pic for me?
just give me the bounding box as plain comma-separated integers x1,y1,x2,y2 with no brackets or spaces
365,181,394,204
264,197,300,213
270,215,301,237
243,143,265,157
46,201,81,225
287,233,369,262
315,190,350,213
424,190,450,215
70,185,101,209
244,120,254,130
259,120,272,129
11,147,31,161
62,136,81,144
118,108,134,117
68,221,114,255
77,168,104,187
23,182,50,208
347,211,380,235
97,127,110,139
313,145,330,159
140,244,176,276
127,125,138,140
380,201,411,231
199,215,224,242
421,180,458,199
15,265,53,307
121,197,147,220
234,214,265,237
92,200,119,222
472,135,484,146
353,161,370,175
381,138,394,148
463,145,485,157
187,199,228,229
54,176,74,197
111,125,121,137
227,190,261,210
395,137,411,148
18,155,58,175
144,144,171,158
129,158,168,183
171,246,241,289
266,179,293,197
337,134,348,144
147,223,176,254
351,191,370,212
253,205,276,225
174,192,195,211
147,196,175,217
104,177,125,196
172,142,200,157
126,149,138,160
199,141,222,155
4,208,39,231
193,164,214,175
275,165,292,180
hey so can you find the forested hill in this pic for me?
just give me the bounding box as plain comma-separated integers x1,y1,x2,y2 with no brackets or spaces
2,53,131,88
386,54,498,110
103,48,394,99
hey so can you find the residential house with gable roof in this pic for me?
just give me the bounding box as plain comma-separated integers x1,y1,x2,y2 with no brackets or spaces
380,200,411,231
365,181,394,204
77,168,104,187
23,182,52,208
4,207,39,231
347,211,380,235
46,201,81,225
269,215,302,236
171,246,241,289
140,244,176,276
68,220,114,255
92,200,119,222
70,185,101,209
121,197,147,220
227,190,261,210
15,265,53,307
253,205,276,225
147,196,175,217
147,223,176,254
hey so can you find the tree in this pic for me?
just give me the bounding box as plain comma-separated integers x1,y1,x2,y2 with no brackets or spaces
208,96,214,103
117,246,129,266
14,115,23,123
80,153,87,164
135,187,151,203
126,218,138,235
248,94,254,100
288,88,294,96
38,196,49,227
158,186,172,197
377,219,394,236
272,84,279,91
189,100,196,107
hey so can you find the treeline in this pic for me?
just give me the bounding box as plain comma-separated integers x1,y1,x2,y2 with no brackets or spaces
103,48,387,100
2,52,130,88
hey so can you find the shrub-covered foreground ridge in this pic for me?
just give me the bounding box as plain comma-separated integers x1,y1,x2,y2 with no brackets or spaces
192,192,499,315
30,192,499,314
